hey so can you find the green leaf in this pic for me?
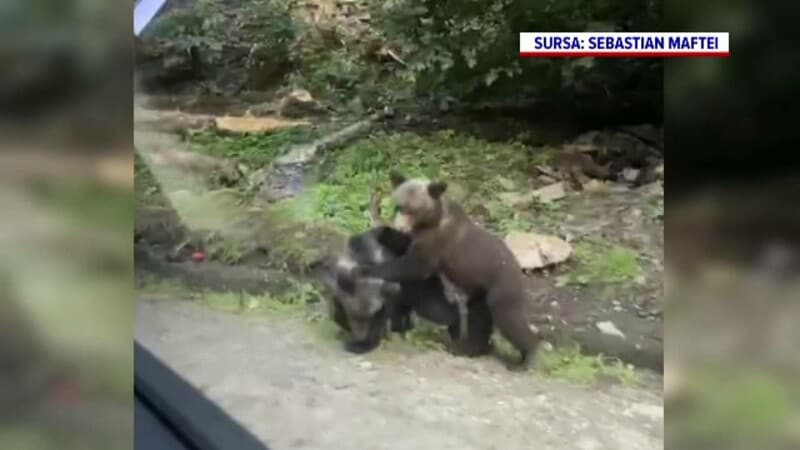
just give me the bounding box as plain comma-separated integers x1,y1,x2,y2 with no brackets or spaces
572,57,595,69
440,52,455,71
462,48,477,69
485,69,499,86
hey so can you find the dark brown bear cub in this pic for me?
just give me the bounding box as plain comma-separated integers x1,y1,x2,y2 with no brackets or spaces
323,225,474,354
359,172,541,370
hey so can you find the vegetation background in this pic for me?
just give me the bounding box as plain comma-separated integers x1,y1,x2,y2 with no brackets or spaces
0,0,795,449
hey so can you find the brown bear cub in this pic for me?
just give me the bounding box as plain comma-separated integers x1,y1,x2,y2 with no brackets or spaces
358,172,541,370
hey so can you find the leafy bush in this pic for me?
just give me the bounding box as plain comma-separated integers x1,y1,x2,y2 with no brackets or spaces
145,0,296,69
376,0,662,113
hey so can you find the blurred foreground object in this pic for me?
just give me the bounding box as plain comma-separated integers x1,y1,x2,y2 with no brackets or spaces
0,0,131,154
0,284,58,415
0,152,133,189
665,180,800,449
0,176,133,449
0,1,134,447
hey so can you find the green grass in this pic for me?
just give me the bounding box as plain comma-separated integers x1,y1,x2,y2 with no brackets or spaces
669,366,795,449
559,240,643,287
137,276,192,296
187,127,321,165
155,128,560,243
377,321,450,354
329,130,533,194
253,216,343,272
377,322,639,386
201,278,326,315
247,129,544,236
206,237,249,265
135,151,165,207
539,344,638,386
292,130,543,234
493,337,637,386
33,180,134,234
265,183,373,234
197,280,348,348
203,291,248,313
139,275,327,315
267,236,323,271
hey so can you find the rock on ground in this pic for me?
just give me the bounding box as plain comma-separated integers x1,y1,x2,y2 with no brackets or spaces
136,298,663,450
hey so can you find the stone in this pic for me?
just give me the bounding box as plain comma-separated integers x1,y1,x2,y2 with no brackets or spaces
532,182,566,203
595,321,625,339
505,231,573,270
279,89,327,118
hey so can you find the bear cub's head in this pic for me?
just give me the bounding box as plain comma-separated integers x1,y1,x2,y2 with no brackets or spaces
335,270,401,341
389,171,447,230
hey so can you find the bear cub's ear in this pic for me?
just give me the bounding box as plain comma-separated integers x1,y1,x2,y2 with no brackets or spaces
427,181,448,199
389,171,407,188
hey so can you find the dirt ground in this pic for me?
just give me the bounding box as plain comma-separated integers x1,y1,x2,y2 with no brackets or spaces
135,297,663,450
528,183,664,371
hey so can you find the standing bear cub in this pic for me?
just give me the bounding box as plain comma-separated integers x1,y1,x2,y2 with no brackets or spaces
358,172,541,370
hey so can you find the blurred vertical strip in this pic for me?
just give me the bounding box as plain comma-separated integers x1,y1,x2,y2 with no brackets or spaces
665,0,800,449
0,1,134,449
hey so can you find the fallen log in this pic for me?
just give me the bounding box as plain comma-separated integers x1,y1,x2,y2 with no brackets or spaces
134,109,215,133
275,110,387,165
134,108,312,135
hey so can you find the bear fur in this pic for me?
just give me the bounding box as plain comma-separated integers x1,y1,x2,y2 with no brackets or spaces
358,172,541,370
